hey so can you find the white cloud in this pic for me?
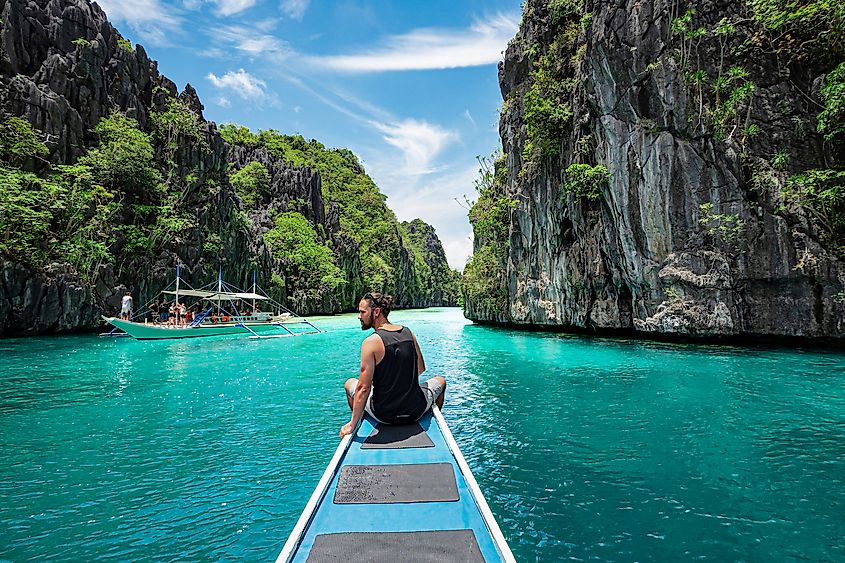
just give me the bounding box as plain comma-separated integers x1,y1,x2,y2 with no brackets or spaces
96,0,181,44
281,0,310,20
441,234,474,272
308,12,518,72
255,18,280,32
214,25,291,58
371,119,457,177
271,74,473,268
197,46,226,58
207,69,268,100
183,0,256,16
214,0,256,16
371,163,478,270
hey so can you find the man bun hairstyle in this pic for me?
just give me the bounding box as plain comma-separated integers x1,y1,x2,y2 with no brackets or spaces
363,292,393,317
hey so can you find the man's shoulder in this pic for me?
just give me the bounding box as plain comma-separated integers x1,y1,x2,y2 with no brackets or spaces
362,333,382,346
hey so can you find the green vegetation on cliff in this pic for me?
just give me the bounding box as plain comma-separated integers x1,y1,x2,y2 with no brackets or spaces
463,154,515,316
521,0,583,164
818,62,845,143
230,161,269,208
0,116,120,279
748,0,845,63
219,124,454,304
400,219,461,306
562,164,610,200
1,109,459,314
264,211,346,298
1,106,212,280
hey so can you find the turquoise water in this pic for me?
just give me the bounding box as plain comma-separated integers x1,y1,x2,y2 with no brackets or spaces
1,307,844,561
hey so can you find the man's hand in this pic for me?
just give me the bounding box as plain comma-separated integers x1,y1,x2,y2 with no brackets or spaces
340,421,355,438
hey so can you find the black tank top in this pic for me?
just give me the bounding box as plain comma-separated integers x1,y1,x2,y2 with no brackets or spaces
372,327,426,424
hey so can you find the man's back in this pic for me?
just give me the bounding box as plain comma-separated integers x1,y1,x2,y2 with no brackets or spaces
371,327,426,424
340,292,446,438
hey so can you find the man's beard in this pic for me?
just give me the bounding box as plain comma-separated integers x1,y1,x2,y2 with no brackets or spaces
360,311,374,330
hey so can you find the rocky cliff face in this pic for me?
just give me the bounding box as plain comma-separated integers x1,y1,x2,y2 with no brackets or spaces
0,0,454,336
401,219,461,306
465,0,845,342
228,143,364,314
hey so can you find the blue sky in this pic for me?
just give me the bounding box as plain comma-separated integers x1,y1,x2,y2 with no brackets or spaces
95,0,522,270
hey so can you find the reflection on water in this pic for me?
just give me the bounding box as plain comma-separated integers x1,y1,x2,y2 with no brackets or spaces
1,308,844,561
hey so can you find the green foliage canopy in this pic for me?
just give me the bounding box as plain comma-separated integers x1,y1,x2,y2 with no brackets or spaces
562,164,610,200
461,244,509,316
78,111,161,195
230,161,270,208
264,211,345,291
748,0,845,62
784,169,845,248
0,117,49,168
818,62,845,143
219,124,408,294
0,118,119,277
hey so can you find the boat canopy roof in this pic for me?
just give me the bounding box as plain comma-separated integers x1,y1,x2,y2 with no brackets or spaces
162,289,213,298
162,290,269,301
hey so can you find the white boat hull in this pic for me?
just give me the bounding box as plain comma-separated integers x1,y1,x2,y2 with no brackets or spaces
104,317,300,340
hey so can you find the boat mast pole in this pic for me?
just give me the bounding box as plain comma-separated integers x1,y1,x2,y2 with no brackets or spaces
217,267,222,319
175,265,180,309
252,270,256,316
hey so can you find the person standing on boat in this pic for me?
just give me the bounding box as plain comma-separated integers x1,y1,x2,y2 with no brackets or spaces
341,292,446,437
158,300,169,325
120,291,133,321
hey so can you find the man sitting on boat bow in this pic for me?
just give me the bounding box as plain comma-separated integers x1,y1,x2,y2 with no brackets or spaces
340,292,446,437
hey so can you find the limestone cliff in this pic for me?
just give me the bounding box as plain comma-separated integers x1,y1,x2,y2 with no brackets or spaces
0,0,454,336
401,219,461,306
464,0,845,342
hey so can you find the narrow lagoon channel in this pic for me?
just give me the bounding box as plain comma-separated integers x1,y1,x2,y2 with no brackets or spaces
1,308,843,561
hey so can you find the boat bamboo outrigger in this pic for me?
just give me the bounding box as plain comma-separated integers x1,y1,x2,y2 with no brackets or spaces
277,408,515,562
103,268,322,341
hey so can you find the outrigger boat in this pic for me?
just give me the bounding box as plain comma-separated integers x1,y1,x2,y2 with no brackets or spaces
277,408,515,562
104,269,321,341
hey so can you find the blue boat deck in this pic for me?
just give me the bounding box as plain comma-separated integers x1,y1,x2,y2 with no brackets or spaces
278,409,514,562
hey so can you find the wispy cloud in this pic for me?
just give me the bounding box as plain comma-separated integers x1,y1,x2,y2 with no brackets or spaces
272,74,470,267
207,69,269,101
372,162,478,270
255,18,280,32
96,0,181,45
281,0,310,20
182,0,257,16
307,12,518,72
213,25,291,58
371,119,457,177
214,0,257,16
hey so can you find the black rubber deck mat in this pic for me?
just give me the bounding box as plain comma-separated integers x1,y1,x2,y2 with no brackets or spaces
333,462,459,504
305,530,485,562
362,422,435,449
